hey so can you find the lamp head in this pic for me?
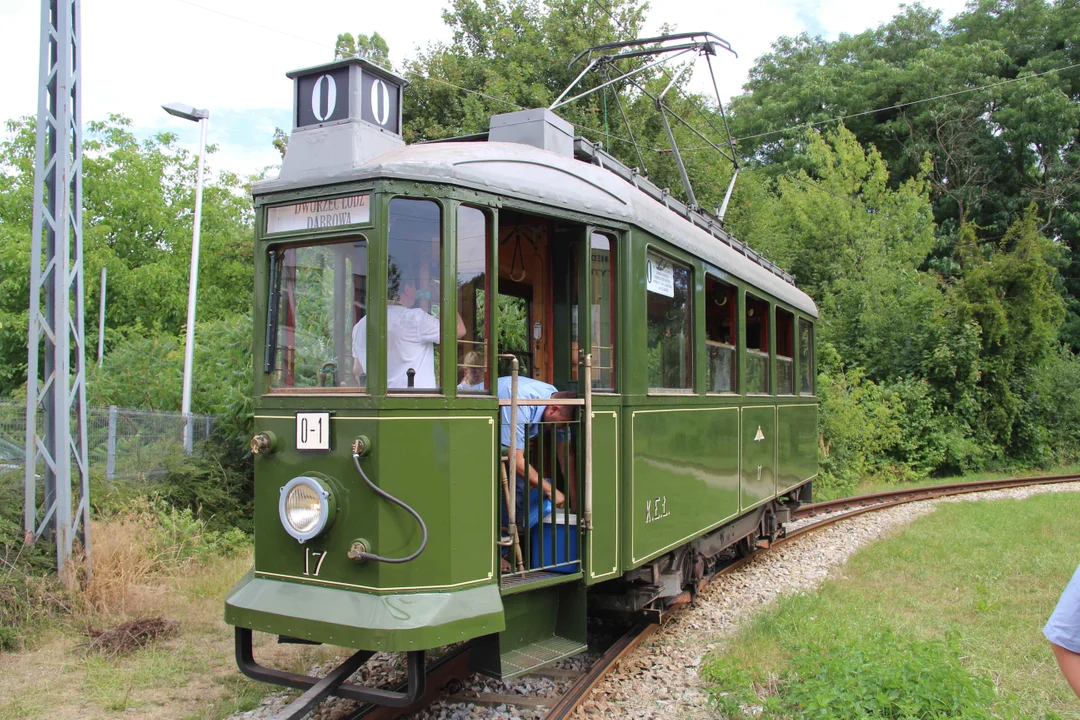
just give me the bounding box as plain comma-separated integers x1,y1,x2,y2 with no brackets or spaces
162,102,210,122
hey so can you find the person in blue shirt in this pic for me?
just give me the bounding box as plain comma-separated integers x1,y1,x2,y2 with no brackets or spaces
497,376,576,516
1046,563,1080,698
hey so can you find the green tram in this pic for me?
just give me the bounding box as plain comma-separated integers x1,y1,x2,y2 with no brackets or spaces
226,56,818,710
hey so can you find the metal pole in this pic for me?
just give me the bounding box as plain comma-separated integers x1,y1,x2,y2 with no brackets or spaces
25,0,90,581
180,116,208,454
97,265,106,366
583,353,593,532
106,405,116,480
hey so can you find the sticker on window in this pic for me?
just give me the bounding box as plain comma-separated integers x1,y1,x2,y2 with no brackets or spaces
646,253,674,297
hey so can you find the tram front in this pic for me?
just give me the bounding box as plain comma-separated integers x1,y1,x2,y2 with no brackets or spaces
224,58,504,709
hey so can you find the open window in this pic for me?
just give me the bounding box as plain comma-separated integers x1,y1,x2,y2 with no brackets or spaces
776,308,795,395
267,238,368,392
457,205,491,393
646,250,692,392
745,293,770,394
799,318,814,395
705,275,737,393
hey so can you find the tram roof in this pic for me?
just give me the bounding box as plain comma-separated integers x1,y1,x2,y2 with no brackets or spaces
255,141,818,318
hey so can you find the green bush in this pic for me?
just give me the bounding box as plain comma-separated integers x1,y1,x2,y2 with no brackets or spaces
87,314,255,531
704,629,1012,719
140,498,249,566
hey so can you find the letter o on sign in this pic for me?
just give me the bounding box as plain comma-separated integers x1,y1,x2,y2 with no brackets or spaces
370,78,390,126
311,74,338,122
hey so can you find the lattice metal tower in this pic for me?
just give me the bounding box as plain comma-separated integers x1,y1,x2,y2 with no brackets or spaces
24,0,91,579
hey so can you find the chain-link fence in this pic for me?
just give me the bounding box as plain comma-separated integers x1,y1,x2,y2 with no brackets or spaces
0,400,214,481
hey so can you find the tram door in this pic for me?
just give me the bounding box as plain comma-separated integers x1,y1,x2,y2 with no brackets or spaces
496,213,591,567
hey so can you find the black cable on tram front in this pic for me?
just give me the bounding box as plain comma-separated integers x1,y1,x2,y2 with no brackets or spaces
350,453,429,564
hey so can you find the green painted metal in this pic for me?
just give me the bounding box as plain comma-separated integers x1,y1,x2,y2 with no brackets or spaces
225,570,504,651
586,405,619,583
777,404,818,494
249,412,496,594
741,406,777,511
628,406,741,566
472,582,586,679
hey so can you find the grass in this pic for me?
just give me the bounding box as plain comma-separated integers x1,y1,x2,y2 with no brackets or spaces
815,461,1080,501
702,490,1080,718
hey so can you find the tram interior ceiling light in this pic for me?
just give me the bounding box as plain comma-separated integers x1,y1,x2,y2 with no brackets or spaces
279,476,335,543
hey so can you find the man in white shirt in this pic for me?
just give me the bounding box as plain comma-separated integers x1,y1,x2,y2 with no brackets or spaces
352,283,466,389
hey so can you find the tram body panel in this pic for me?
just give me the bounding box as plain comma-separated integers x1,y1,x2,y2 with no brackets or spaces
585,405,620,584
778,403,818,495
226,410,504,651
627,405,741,567
741,406,778,511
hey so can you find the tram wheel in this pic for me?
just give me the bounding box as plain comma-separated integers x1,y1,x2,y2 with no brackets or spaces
736,529,759,558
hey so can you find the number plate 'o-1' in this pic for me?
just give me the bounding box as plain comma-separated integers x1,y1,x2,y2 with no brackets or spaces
296,412,331,450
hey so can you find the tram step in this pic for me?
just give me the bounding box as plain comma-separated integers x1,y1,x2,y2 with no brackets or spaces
472,582,587,680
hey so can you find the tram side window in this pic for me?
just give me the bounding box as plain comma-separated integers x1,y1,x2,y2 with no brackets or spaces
745,294,770,394
776,308,795,395
646,251,692,391
384,198,443,392
705,276,737,393
591,233,617,391
799,318,814,395
457,206,490,393
268,239,368,391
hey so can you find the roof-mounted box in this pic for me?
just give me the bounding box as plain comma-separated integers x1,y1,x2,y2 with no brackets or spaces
273,57,409,187
489,108,574,157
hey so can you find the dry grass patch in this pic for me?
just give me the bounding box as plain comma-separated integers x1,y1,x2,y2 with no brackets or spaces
0,503,343,719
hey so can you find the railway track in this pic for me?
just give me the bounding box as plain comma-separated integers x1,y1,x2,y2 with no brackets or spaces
334,472,1080,720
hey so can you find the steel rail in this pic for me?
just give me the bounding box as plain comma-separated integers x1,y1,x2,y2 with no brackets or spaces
793,473,1080,521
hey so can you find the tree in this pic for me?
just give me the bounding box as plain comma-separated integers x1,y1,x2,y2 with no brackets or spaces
334,31,391,67
0,115,255,398
728,0,1080,345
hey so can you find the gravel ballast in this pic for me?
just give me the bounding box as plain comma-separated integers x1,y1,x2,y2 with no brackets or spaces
229,481,1080,720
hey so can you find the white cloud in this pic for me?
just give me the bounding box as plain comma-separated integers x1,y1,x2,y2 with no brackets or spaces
0,0,974,176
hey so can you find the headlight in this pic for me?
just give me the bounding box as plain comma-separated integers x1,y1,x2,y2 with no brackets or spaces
279,476,334,543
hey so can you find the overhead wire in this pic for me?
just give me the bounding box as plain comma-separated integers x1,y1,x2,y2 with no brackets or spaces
168,0,1079,168
683,60,1080,150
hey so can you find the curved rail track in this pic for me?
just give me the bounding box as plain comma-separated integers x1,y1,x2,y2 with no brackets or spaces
331,472,1080,720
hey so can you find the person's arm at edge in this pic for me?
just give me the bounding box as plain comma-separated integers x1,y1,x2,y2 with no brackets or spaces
1052,642,1080,698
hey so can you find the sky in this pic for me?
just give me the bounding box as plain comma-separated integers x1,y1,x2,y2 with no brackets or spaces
0,0,971,177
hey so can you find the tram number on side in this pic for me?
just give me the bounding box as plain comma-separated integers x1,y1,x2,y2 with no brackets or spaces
303,548,328,577
645,495,670,524
296,412,331,450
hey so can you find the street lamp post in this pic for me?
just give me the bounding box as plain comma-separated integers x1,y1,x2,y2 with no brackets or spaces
162,102,210,454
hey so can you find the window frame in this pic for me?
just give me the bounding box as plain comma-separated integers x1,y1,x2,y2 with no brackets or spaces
455,203,494,396
589,230,619,393
744,291,771,396
264,236,370,395
799,317,815,397
775,306,796,396
704,273,738,396
645,246,694,394
384,195,446,396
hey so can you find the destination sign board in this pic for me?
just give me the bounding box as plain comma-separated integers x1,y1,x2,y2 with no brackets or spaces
266,194,371,234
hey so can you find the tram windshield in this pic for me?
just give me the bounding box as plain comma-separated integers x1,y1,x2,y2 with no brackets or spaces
267,239,368,391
